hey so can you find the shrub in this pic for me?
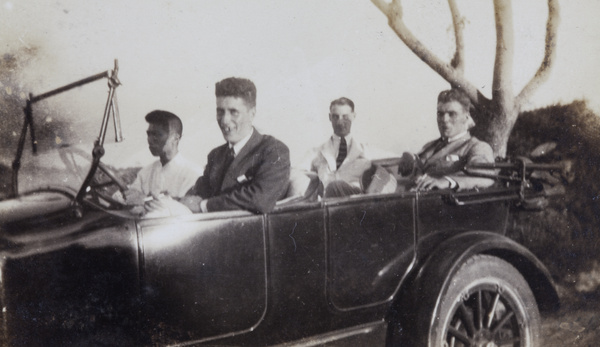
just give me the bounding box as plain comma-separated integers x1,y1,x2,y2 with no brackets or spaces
508,100,600,282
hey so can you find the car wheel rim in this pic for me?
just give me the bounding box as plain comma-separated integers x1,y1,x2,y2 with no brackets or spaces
443,286,525,347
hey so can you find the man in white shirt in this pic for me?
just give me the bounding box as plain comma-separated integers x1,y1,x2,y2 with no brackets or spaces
310,97,372,197
120,110,201,205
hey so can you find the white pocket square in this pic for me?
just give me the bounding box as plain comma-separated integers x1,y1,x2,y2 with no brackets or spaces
237,174,250,183
446,154,460,162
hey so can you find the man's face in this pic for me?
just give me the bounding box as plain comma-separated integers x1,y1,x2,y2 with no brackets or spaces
216,96,255,144
437,100,470,139
146,123,177,157
329,104,355,137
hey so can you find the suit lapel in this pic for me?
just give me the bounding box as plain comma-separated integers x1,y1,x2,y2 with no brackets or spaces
341,138,363,168
319,136,365,171
422,134,471,171
319,137,337,171
222,129,262,189
209,144,230,194
420,138,443,162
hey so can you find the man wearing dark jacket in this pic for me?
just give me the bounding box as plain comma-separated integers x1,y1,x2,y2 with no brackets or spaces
181,77,290,214
400,89,494,191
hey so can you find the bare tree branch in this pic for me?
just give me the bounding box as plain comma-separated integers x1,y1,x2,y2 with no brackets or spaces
370,0,488,106
369,0,560,157
448,0,465,74
516,0,560,105
492,0,515,111
370,0,391,16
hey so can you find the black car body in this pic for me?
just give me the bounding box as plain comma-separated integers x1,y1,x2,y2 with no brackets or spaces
0,63,561,346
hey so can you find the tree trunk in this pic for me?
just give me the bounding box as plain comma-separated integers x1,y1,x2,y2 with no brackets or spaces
471,101,519,157
370,0,560,158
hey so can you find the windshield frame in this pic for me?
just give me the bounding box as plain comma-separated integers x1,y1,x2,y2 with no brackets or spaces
9,60,123,206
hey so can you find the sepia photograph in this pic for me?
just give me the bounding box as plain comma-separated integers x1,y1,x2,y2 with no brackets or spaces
1,0,599,345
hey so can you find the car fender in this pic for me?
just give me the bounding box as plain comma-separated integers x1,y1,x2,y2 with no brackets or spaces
392,230,559,344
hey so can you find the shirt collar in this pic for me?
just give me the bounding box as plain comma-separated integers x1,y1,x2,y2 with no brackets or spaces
230,128,254,156
161,152,181,167
446,131,469,143
332,133,352,143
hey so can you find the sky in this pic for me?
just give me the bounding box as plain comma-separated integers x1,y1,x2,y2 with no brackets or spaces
1,0,599,190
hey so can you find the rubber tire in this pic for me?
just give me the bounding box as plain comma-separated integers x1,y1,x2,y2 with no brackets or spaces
428,254,541,347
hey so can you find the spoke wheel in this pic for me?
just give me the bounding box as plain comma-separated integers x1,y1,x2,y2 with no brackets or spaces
434,255,540,347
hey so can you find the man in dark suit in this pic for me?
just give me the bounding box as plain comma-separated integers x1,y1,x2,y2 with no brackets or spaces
399,89,495,191
180,77,290,214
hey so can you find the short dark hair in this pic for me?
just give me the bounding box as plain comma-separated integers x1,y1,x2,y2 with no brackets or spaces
145,110,183,137
437,89,471,112
329,97,355,112
215,77,257,108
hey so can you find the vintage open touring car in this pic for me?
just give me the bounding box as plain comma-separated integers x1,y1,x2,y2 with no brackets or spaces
0,62,564,346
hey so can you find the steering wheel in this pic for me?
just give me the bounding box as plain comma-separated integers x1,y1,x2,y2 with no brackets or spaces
55,145,135,209
88,161,130,208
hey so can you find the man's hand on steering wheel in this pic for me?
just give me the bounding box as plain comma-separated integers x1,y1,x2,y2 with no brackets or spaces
122,189,146,206
88,162,131,208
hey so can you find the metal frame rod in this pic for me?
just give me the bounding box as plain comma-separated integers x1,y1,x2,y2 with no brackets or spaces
10,99,35,197
466,162,564,171
111,93,123,142
73,60,121,204
30,71,110,103
97,86,116,146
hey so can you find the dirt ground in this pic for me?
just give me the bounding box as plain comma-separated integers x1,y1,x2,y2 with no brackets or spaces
541,288,600,346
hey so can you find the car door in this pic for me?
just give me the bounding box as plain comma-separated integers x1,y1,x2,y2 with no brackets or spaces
138,211,267,342
416,188,510,240
327,194,416,310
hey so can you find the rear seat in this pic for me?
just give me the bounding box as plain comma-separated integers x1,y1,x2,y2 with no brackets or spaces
276,169,320,206
361,164,397,195
277,161,400,207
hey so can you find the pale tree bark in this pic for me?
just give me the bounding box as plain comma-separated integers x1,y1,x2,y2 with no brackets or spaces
370,0,560,157
448,0,465,74
483,0,517,155
517,0,560,105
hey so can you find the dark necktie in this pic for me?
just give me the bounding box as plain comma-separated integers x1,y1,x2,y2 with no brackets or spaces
432,138,448,154
336,137,347,170
217,146,236,191
224,146,235,170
